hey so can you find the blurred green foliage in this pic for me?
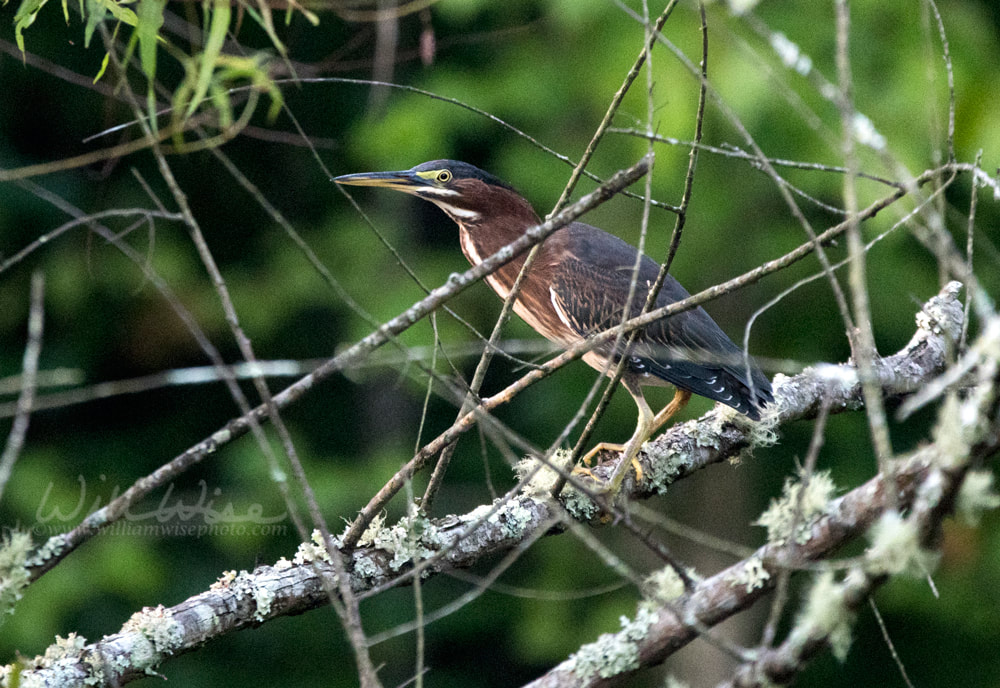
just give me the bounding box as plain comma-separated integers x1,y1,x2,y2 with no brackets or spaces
1,0,999,685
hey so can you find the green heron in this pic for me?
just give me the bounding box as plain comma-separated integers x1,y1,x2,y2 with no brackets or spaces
334,160,772,482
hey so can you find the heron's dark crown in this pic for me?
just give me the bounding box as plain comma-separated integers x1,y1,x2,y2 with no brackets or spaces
410,160,517,193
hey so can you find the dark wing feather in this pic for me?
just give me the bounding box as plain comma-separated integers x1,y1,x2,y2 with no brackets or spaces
550,222,773,419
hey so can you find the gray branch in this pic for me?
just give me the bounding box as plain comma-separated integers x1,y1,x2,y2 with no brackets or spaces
7,282,985,688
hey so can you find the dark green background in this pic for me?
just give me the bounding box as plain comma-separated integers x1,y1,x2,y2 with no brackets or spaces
1,0,999,685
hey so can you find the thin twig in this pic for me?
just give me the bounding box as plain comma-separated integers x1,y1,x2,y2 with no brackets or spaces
0,272,46,504
868,597,917,688
760,394,832,649
960,150,982,351
834,0,896,483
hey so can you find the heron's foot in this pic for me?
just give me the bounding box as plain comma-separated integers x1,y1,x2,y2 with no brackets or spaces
569,464,600,485
577,442,643,484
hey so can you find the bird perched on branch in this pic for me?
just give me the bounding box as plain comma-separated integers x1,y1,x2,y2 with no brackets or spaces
334,160,772,486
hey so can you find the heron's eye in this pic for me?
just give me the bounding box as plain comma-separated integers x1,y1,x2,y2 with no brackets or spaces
436,169,452,184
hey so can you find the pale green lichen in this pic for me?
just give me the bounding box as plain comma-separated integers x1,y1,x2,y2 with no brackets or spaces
798,571,853,661
932,393,972,470
514,450,603,521
124,605,183,656
570,604,657,680
756,469,837,545
645,441,688,493
252,585,275,622
489,500,535,539
864,511,938,578
215,568,282,623
44,633,87,660
956,469,1000,526
727,555,771,593
369,512,441,571
559,482,602,522
293,530,333,565
0,531,32,624
107,650,133,678
24,533,67,569
9,633,93,688
326,508,451,579
748,411,779,449
916,300,945,334
351,554,382,582
514,449,575,498
643,565,686,602
355,512,387,548
693,413,728,449
81,645,111,685
211,570,238,591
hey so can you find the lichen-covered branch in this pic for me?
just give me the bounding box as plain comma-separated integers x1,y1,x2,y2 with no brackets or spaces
520,449,934,688
719,288,1000,688
1,283,974,687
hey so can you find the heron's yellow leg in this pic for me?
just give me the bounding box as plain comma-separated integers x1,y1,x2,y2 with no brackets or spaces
577,380,654,486
648,389,692,435
577,387,693,491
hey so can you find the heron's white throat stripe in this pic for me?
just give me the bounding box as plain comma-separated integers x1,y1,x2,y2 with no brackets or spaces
419,186,460,197
460,231,483,265
434,201,481,221
460,231,508,299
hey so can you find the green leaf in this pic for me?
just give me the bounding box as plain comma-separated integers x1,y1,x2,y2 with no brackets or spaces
136,0,164,81
184,0,230,119
12,0,48,54
136,0,165,131
94,50,111,83
83,0,108,48
92,20,120,83
209,82,233,129
243,2,286,57
82,0,139,48
99,0,138,27
263,82,283,122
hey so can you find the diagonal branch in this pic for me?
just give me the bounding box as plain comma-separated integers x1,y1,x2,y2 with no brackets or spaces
20,155,652,583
